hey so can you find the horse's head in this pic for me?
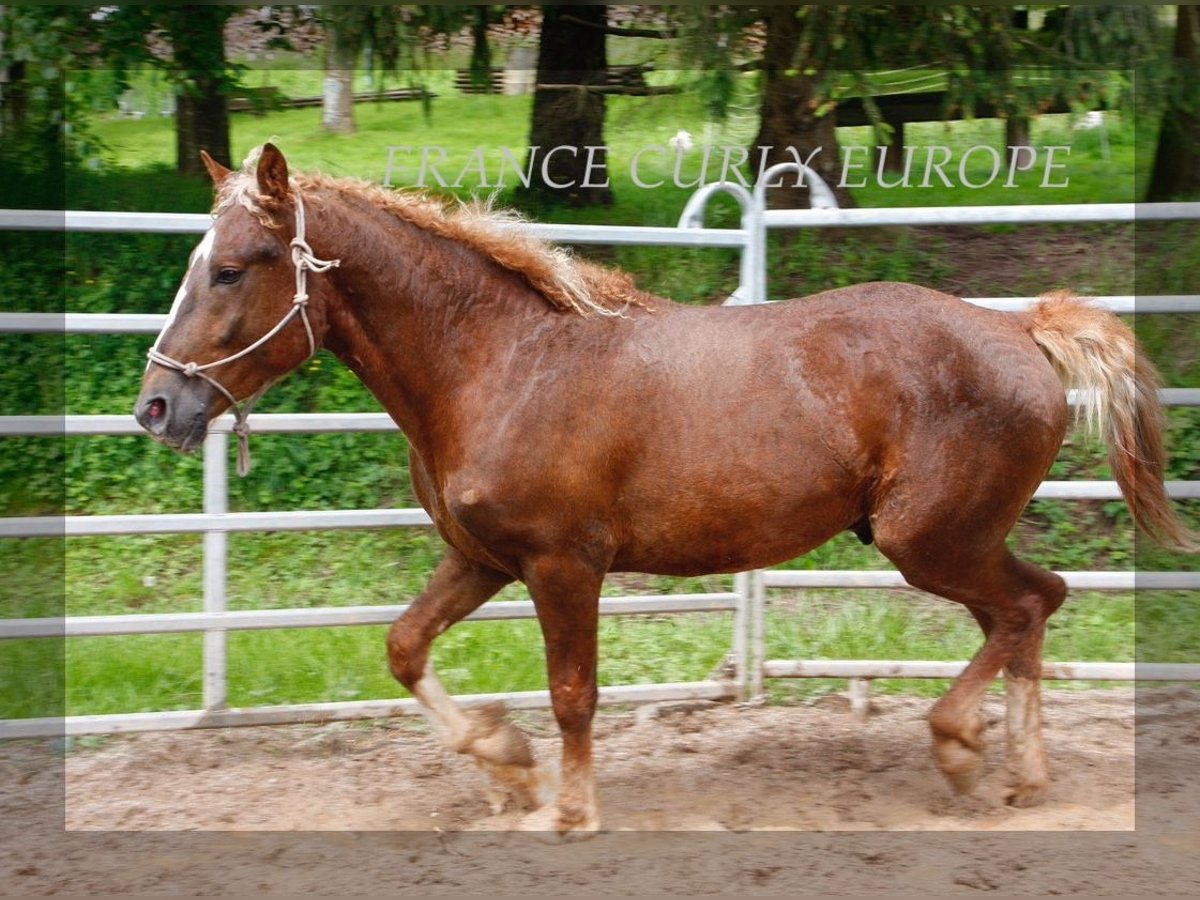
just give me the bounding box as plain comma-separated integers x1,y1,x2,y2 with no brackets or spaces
134,144,339,471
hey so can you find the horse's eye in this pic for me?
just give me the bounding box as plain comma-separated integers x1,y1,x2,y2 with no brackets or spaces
216,268,242,285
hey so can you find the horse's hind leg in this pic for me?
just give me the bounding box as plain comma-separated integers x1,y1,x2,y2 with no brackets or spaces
968,575,1067,806
878,531,1066,801
386,548,556,812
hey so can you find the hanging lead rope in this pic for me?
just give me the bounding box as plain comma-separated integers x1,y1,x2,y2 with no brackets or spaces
146,189,341,476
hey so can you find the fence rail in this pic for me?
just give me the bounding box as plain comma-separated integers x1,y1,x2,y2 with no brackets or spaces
5,293,1200,335
2,189,1197,740
5,593,742,639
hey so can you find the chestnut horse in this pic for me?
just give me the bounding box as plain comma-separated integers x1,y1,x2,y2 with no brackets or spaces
136,144,1195,836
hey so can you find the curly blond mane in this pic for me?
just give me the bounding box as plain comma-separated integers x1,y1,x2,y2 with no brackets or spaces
214,148,647,317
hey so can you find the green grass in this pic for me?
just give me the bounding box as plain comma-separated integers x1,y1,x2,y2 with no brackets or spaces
3,516,1179,718
21,586,1177,717
6,590,1150,718
41,615,732,717
1,517,1177,718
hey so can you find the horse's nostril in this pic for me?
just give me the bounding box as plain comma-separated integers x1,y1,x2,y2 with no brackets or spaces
138,396,169,433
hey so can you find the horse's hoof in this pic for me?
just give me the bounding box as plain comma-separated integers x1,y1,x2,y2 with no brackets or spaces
1002,782,1047,808
934,739,985,795
477,759,557,811
484,786,507,816
517,804,600,841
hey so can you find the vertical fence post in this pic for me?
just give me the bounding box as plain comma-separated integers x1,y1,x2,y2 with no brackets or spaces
848,677,872,721
731,571,750,699
749,569,766,702
202,431,229,711
751,161,838,306
747,193,766,306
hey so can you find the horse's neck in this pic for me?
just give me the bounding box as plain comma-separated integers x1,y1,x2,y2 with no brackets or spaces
316,194,550,450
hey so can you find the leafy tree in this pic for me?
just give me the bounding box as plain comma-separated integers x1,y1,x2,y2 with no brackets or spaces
520,5,613,207
0,5,93,186
160,6,238,175
81,5,240,175
317,6,498,134
1146,5,1200,200
678,5,1162,208
748,5,863,208
319,6,410,134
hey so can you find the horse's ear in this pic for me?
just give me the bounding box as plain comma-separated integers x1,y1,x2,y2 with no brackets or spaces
199,149,232,186
256,142,290,201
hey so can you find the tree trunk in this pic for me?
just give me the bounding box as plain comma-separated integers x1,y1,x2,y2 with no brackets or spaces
1146,5,1200,200
1005,117,1032,168
0,59,27,141
520,5,612,207
882,120,904,172
164,7,231,176
749,6,854,208
322,19,356,134
175,86,230,176
469,5,493,92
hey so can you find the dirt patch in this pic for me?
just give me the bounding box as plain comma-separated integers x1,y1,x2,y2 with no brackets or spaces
929,224,1136,299
3,687,1199,894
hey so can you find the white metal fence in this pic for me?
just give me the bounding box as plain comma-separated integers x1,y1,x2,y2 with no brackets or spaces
2,184,1199,739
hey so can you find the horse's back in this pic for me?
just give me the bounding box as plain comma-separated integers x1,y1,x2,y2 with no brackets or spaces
595,282,1066,573
644,280,1065,439
763,280,1069,474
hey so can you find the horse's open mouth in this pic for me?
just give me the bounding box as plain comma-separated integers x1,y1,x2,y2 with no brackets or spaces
147,420,208,455
170,422,209,455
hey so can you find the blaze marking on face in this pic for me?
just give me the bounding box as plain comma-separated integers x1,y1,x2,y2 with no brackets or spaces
147,225,218,370
193,226,216,263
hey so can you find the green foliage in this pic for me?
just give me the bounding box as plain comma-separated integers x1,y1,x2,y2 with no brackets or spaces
0,7,101,176
90,6,242,97
670,6,1165,129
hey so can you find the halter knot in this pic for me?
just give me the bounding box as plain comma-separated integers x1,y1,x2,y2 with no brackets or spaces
290,236,312,261
182,362,199,378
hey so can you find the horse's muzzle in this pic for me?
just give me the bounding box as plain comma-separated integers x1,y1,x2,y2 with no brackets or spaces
134,377,214,454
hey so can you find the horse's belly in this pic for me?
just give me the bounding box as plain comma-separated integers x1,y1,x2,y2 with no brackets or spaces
611,477,863,576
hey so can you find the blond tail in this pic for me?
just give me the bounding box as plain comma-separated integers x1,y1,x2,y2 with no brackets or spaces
1027,290,1197,553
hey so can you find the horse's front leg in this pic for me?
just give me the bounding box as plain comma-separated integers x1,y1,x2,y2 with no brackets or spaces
517,553,605,838
386,548,556,813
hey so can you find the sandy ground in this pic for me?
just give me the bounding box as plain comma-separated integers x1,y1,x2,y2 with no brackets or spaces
3,687,1199,895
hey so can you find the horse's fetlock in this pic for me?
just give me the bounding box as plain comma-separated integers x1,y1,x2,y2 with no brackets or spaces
468,722,536,769
929,708,985,752
449,734,475,755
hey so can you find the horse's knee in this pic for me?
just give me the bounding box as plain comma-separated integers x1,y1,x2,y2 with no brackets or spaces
1035,569,1067,618
550,681,598,735
385,618,427,687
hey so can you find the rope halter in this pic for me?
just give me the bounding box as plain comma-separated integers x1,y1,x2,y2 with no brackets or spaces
146,191,341,476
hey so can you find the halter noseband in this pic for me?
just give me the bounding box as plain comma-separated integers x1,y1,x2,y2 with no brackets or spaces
146,191,341,476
